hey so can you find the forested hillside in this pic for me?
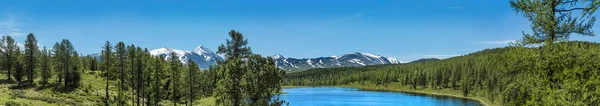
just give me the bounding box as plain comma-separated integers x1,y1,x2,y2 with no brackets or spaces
0,30,287,106
285,41,600,105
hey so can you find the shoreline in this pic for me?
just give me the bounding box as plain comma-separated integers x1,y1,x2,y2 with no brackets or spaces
339,85,493,106
282,84,498,106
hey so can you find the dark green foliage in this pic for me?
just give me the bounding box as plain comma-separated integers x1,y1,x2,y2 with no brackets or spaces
184,59,201,106
408,58,440,64
51,39,80,89
168,52,182,105
217,30,252,59
115,41,126,105
40,47,51,86
24,33,38,84
1,36,19,81
149,56,165,105
101,41,112,105
214,30,286,106
244,55,286,106
214,58,244,106
285,41,600,105
13,49,24,88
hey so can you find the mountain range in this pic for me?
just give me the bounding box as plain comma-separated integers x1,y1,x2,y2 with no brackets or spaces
148,45,224,68
90,45,404,71
272,53,402,71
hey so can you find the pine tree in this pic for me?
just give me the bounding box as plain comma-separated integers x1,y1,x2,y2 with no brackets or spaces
115,42,127,106
126,44,136,105
52,42,63,85
217,30,252,59
215,30,252,106
67,52,81,88
1,36,18,81
24,33,39,84
215,58,244,106
168,52,182,105
52,39,77,89
13,48,24,88
40,46,51,86
60,39,76,88
135,47,144,106
151,56,165,105
244,55,286,105
185,59,200,106
101,41,113,105
510,0,600,45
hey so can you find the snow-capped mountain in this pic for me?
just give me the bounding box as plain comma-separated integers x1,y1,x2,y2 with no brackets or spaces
149,45,224,68
145,46,400,70
273,52,403,71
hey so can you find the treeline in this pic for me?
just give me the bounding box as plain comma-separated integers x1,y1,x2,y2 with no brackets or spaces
1,34,82,90
98,30,287,106
285,41,600,105
98,40,214,105
1,30,287,106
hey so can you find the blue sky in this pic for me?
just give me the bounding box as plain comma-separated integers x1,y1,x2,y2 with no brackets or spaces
0,0,598,62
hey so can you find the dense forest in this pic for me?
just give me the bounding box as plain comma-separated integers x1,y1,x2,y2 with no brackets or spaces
285,41,600,105
286,0,600,105
0,30,287,106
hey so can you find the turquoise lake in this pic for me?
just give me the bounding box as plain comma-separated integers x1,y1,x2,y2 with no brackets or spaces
278,87,483,106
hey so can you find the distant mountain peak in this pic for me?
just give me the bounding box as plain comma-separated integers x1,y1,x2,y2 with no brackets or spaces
150,46,223,68
193,45,213,54
273,54,287,59
275,52,403,71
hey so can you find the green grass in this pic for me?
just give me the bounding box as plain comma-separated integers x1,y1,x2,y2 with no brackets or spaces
339,82,502,106
0,70,216,106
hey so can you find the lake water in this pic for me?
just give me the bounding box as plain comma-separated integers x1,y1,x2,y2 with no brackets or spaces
278,87,483,106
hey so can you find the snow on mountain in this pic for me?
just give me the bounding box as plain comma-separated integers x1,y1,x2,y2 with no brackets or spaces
273,52,403,71
386,57,402,64
193,45,224,64
149,46,224,69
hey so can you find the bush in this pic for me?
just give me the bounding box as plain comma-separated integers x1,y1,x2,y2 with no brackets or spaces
5,101,22,106
10,90,25,99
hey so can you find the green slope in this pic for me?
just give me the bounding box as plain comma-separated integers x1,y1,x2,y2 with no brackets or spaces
285,41,600,106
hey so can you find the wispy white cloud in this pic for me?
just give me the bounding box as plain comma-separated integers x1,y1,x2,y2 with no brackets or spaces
331,12,364,24
0,14,25,37
422,54,460,59
450,6,462,10
478,40,516,44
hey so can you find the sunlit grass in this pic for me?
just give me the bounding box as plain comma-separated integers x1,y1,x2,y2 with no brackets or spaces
0,70,215,105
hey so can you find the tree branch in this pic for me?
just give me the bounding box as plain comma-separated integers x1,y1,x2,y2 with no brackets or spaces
555,8,588,12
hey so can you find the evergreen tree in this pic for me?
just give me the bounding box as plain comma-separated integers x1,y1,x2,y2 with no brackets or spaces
150,56,165,105
135,47,144,106
215,30,252,106
184,59,200,106
168,52,182,105
24,33,38,84
13,48,24,88
52,42,63,85
40,46,51,86
215,58,244,106
214,30,286,106
510,0,600,45
244,55,286,105
115,42,126,106
101,41,113,105
217,30,252,59
126,44,136,105
1,36,18,81
51,39,77,89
